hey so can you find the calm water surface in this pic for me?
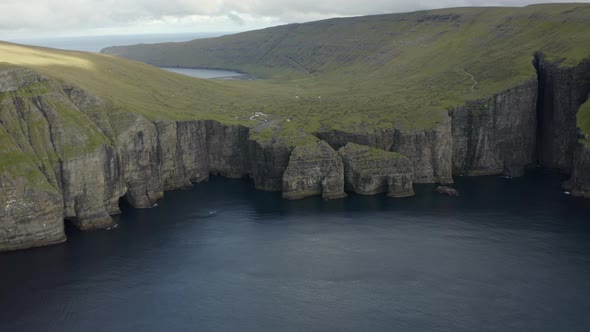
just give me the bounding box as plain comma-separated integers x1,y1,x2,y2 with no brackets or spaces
160,67,248,79
1,170,590,331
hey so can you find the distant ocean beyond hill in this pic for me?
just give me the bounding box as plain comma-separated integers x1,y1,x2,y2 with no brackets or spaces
8,32,228,52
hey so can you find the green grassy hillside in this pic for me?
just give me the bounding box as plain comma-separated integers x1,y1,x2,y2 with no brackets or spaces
0,42,276,189
104,4,590,77
2,3,590,154
103,4,590,137
0,42,277,123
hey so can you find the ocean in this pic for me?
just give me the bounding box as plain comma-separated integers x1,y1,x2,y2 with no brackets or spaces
1,170,589,331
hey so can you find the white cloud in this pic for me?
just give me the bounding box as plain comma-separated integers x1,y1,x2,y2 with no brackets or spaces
0,0,588,38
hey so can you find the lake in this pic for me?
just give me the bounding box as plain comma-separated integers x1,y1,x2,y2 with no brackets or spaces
1,169,590,331
160,67,250,80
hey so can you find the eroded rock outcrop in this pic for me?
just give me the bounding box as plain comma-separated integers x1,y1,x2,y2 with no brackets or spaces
317,116,453,184
339,143,414,197
282,141,346,200
0,68,48,93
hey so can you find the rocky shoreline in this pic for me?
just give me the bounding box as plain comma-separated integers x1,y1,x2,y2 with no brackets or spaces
1,55,590,252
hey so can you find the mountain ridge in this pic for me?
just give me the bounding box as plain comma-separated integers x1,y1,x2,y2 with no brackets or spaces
102,4,590,136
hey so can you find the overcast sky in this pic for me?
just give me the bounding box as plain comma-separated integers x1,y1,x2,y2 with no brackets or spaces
1,0,588,39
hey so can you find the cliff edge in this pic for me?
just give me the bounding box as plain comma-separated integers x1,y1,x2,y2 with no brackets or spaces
2,5,590,251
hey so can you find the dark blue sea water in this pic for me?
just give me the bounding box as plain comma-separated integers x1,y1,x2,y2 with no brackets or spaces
1,170,590,331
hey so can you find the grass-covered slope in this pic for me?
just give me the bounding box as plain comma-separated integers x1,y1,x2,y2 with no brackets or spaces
103,4,590,133
0,74,108,189
0,42,275,123
0,42,282,190
3,4,590,162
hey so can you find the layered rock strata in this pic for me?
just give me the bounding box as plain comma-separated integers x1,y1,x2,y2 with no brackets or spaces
2,54,590,252
339,143,414,197
0,174,65,251
316,117,453,184
282,141,346,200
248,140,292,191
0,69,266,250
450,80,539,177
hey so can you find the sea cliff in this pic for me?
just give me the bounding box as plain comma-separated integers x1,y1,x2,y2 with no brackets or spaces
1,55,590,251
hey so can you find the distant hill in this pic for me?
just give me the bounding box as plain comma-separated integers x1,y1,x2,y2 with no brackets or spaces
103,4,590,132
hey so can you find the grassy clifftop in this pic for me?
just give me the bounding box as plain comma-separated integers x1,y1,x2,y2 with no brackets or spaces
0,42,274,123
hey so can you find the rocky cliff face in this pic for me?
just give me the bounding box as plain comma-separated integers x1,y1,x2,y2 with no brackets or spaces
248,140,292,191
317,117,453,184
0,69,121,246
533,55,590,196
536,54,590,173
282,141,346,200
0,67,310,251
566,139,590,197
0,68,254,250
450,80,538,177
0,174,65,251
2,54,590,252
339,143,414,197
61,145,124,230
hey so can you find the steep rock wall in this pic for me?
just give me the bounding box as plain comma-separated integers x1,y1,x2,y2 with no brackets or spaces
155,120,208,191
0,69,124,240
110,116,251,209
316,116,453,184
113,112,162,208
0,69,260,250
0,67,296,250
567,141,590,197
339,143,414,197
450,80,538,177
536,54,590,172
248,140,292,191
205,121,250,178
0,175,65,251
61,145,124,230
3,54,590,252
282,141,346,200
